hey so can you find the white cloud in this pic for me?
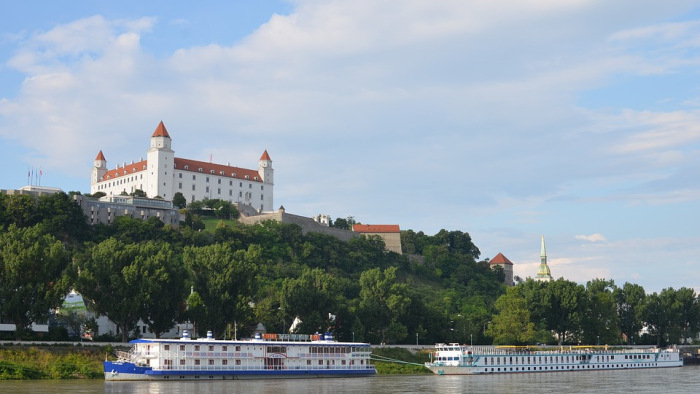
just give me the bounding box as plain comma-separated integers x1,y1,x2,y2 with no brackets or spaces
575,233,607,243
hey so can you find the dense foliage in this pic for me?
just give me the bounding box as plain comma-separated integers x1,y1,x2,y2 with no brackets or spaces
1,192,699,347
0,346,104,379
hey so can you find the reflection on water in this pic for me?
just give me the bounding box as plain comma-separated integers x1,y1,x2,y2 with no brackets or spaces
4,367,699,393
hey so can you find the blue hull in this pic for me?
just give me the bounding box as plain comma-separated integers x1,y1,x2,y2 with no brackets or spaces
104,361,376,381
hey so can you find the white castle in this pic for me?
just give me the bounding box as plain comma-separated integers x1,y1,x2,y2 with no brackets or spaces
90,121,274,211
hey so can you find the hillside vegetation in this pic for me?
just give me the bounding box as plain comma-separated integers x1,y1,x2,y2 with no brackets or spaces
1,192,699,348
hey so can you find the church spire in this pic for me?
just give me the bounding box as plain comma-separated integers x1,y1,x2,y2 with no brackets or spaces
536,235,552,282
540,235,547,264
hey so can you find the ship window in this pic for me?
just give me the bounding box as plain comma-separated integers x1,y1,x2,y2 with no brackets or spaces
180,345,185,351
208,359,214,365
209,346,214,351
195,345,200,351
164,345,170,351
180,359,185,365
222,346,227,351
318,360,323,366
222,360,228,365
236,360,241,365
236,346,241,351
195,359,200,365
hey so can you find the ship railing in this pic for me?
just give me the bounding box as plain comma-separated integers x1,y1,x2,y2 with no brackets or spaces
115,350,132,362
153,364,376,372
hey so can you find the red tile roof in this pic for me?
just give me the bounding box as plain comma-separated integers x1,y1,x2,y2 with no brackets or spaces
174,158,262,181
260,150,272,161
101,159,147,181
152,121,170,138
490,252,513,265
95,150,106,161
352,224,400,233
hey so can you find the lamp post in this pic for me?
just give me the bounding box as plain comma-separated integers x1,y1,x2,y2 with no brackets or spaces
470,334,473,347
416,332,419,346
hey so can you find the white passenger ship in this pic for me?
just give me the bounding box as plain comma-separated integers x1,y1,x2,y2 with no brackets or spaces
425,343,682,375
104,331,376,380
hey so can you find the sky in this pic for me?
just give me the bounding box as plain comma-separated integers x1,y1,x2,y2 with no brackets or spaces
1,0,699,293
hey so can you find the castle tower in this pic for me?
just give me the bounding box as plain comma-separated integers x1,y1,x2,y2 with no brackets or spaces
258,150,273,183
536,235,553,282
91,150,108,187
490,253,514,286
258,150,274,212
146,121,175,199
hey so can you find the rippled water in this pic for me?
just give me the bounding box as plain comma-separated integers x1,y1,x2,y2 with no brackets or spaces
4,367,698,393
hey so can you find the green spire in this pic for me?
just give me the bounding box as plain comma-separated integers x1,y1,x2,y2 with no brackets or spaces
536,235,552,281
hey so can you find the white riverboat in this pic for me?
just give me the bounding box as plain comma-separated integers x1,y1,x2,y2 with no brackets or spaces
104,331,376,381
425,343,682,375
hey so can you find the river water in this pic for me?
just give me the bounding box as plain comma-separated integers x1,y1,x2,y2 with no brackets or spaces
3,367,698,393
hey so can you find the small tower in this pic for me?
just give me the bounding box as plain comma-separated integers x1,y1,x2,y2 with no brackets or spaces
490,253,514,286
146,121,175,199
258,150,273,183
536,235,553,282
91,150,108,190
258,150,274,211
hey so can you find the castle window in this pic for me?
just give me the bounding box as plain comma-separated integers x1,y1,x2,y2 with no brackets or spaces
179,173,182,179
193,175,196,180
192,185,196,191
198,168,203,172
239,191,242,197
232,173,236,177
245,175,249,179
261,194,264,200
218,179,221,184
217,188,221,195
249,184,252,189
206,186,209,193
254,176,258,181
210,170,214,174
229,181,233,186
184,165,189,170
178,183,182,189
206,177,209,183
229,190,232,196
239,182,242,187
220,171,224,175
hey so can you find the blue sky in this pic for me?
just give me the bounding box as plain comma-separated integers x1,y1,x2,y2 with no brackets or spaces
1,1,699,293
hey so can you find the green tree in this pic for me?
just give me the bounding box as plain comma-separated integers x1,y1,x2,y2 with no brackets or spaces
281,268,345,334
541,279,587,344
614,282,646,344
131,189,147,197
75,239,178,341
138,244,188,338
358,267,410,343
674,287,699,344
172,192,187,209
643,291,673,347
185,290,207,337
582,279,620,345
183,243,260,337
36,192,90,243
486,288,536,345
4,194,38,228
0,224,71,339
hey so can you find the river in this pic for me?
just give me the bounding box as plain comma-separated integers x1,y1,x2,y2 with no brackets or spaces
3,367,697,393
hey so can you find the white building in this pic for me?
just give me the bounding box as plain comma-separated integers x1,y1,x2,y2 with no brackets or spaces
91,121,274,212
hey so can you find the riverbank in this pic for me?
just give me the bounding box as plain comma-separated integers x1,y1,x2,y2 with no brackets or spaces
0,344,106,379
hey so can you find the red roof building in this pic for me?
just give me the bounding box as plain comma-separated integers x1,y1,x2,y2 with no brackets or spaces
353,224,402,254
489,252,514,286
